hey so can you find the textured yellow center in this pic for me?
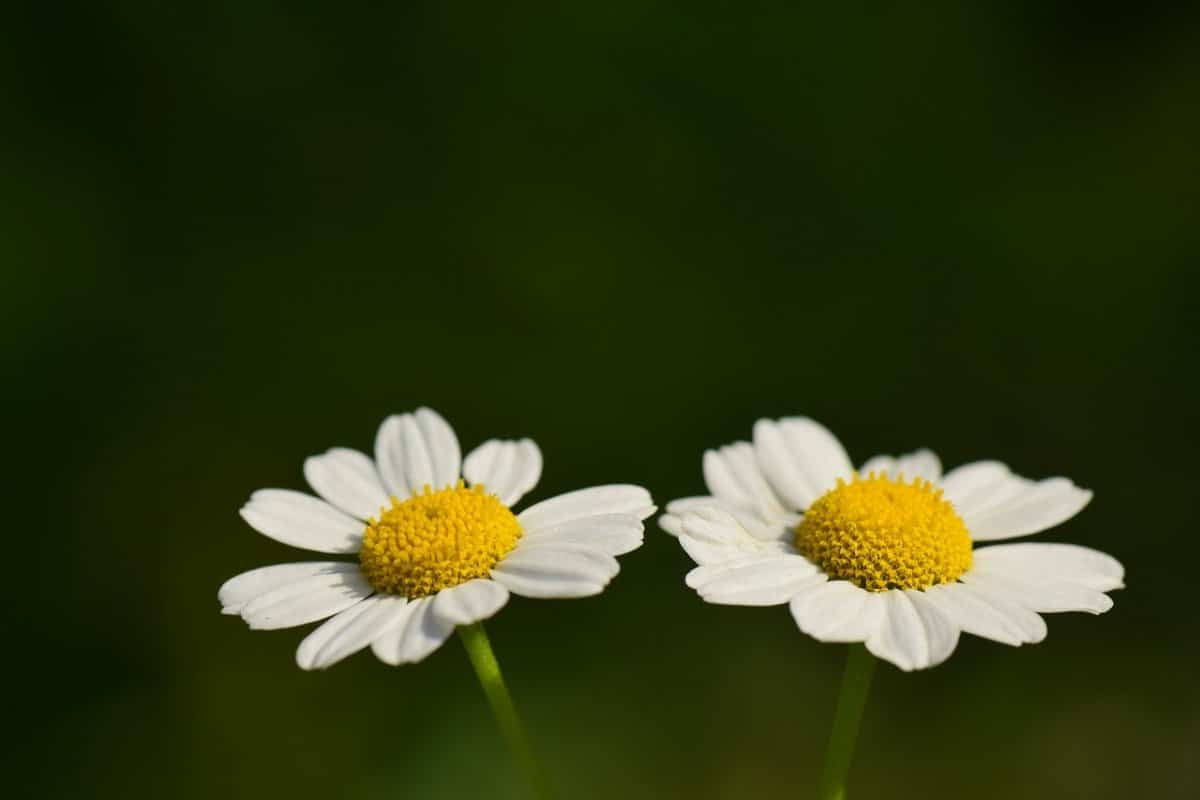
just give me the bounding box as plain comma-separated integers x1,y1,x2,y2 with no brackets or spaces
795,474,972,592
359,482,522,598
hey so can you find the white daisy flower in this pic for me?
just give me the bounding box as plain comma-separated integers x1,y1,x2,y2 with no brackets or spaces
660,416,1123,671
220,407,655,670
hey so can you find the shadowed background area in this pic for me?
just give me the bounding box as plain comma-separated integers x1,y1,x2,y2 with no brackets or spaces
4,2,1198,798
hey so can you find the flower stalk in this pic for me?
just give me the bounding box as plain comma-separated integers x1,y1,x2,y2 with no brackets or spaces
459,622,553,800
817,644,877,800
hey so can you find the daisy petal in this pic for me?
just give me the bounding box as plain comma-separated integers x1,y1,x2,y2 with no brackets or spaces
687,554,820,606
972,543,1124,592
374,409,461,499
431,579,510,626
939,461,1030,518
858,449,942,482
239,570,373,630
371,597,456,665
685,555,784,588
304,448,389,520
953,581,1048,642
962,572,1113,614
368,599,421,664
219,562,360,615
658,514,684,536
753,417,854,511
670,505,793,565
517,485,655,531
491,544,620,598
963,478,1093,541
677,535,756,566
905,589,960,667
661,497,738,536
663,496,714,516
866,590,958,671
677,507,774,547
521,512,644,556
296,595,407,670
789,580,886,643
665,498,794,542
702,442,787,519
240,490,363,553
858,455,895,476
415,407,462,491
921,583,1042,646
464,439,543,507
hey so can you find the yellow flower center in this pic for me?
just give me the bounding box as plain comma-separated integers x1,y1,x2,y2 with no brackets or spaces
359,482,522,598
794,473,972,592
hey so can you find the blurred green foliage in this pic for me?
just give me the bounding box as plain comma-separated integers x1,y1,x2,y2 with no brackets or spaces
4,2,1198,798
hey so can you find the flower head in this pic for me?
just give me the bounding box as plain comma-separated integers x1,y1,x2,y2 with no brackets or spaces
660,417,1123,671
221,408,654,669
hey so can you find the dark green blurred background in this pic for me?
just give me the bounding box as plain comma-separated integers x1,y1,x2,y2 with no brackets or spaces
5,2,1198,798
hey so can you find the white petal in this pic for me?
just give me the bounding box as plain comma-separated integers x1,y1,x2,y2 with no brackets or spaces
667,499,795,541
677,535,758,566
219,562,359,614
700,569,824,607
464,439,543,507
921,583,1044,646
239,490,363,553
668,505,794,567
677,535,752,566
753,417,854,511
662,497,768,537
415,407,462,491
939,461,1028,517
962,571,1112,614
905,589,960,667
521,512,644,556
866,590,958,671
304,448,389,520
371,597,456,665
702,442,787,518
858,449,942,482
491,543,620,598
858,454,895,476
431,579,510,626
296,594,407,670
971,543,1124,591
951,581,1048,643
517,485,655,531
675,507,752,548
368,599,421,663
658,512,686,537
686,554,820,606
374,409,461,499
962,478,1094,541
789,580,886,643
239,570,373,630
663,496,715,517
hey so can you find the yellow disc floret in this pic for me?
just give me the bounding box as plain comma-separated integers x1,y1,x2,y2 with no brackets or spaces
359,482,522,598
795,473,972,592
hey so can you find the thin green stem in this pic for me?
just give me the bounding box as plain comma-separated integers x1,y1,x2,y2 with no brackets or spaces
817,644,877,800
458,622,552,800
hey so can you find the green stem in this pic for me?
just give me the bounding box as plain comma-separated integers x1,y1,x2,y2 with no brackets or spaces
458,622,552,800
817,644,877,800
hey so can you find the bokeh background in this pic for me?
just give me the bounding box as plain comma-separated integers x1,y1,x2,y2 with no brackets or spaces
6,2,1198,798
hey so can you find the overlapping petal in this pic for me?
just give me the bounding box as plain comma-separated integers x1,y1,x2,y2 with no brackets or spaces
464,438,542,507
239,490,363,553
374,407,462,499
858,449,942,482
304,448,389,520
